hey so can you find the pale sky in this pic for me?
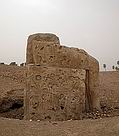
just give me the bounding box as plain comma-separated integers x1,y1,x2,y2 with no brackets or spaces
0,0,119,70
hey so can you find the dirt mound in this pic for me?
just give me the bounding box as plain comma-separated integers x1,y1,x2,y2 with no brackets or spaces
99,71,119,108
0,89,24,119
0,65,25,119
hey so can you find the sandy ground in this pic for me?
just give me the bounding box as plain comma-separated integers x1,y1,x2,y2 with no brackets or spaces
0,117,119,136
0,68,119,135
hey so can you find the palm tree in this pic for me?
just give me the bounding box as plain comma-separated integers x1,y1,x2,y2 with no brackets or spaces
117,60,119,67
115,66,118,71
103,64,106,71
112,65,115,70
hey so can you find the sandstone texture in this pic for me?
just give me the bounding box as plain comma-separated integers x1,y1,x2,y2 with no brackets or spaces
26,33,60,65
24,66,86,121
24,33,101,121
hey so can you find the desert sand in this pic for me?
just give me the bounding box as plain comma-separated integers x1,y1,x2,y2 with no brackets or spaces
0,116,119,136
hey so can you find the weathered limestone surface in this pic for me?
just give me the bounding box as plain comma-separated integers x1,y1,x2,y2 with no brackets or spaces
25,33,100,121
24,66,86,121
26,33,60,65
26,33,100,111
27,40,89,69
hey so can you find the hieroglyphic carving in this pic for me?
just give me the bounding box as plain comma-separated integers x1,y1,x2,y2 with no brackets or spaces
24,33,100,121
24,66,86,121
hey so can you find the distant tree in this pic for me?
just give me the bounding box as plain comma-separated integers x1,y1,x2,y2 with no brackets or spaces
115,66,118,71
117,60,119,66
112,65,115,70
115,66,119,71
103,64,106,71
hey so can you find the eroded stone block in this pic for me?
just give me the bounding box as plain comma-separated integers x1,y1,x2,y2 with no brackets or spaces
24,66,86,121
26,33,100,111
30,41,89,69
